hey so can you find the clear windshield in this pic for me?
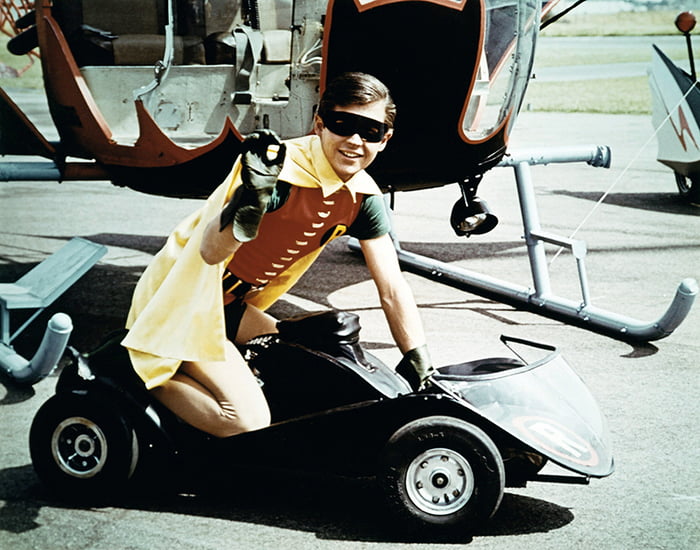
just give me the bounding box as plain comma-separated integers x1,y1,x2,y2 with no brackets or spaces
436,343,614,477
462,0,540,141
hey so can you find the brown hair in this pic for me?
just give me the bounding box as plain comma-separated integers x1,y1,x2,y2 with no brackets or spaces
318,72,397,128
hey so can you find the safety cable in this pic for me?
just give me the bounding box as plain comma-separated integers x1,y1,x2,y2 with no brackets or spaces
549,77,698,266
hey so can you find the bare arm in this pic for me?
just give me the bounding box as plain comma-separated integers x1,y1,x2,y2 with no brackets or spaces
360,233,425,354
200,215,242,265
201,129,285,265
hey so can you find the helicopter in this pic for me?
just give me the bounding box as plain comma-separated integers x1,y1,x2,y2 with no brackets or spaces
0,0,549,198
0,0,697,351
648,10,700,205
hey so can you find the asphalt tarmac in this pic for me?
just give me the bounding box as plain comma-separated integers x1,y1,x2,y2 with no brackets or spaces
1,88,699,549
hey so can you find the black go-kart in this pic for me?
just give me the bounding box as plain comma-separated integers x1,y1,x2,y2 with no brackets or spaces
28,310,614,534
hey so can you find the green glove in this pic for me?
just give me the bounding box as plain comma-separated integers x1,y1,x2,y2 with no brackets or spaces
220,129,286,242
396,344,436,391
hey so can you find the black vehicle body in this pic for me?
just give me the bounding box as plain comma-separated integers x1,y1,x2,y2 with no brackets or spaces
30,310,613,532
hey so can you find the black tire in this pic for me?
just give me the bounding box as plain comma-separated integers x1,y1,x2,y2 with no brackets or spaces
675,172,700,204
379,415,505,534
29,393,138,500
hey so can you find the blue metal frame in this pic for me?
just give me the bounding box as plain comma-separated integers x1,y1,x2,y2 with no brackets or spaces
0,237,107,384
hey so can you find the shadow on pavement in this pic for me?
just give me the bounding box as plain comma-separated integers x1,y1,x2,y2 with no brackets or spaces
552,190,700,216
0,464,573,543
0,233,665,374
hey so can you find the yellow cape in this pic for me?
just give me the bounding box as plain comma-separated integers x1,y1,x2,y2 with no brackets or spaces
121,135,381,388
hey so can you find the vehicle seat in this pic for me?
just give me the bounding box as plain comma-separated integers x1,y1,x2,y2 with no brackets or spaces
261,29,291,64
274,310,412,397
436,357,526,380
76,0,237,66
258,0,292,64
276,309,362,350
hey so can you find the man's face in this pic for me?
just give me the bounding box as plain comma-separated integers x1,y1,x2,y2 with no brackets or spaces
314,100,393,182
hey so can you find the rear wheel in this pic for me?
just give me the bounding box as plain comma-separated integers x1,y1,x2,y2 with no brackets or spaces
675,172,700,204
29,393,138,500
379,416,504,534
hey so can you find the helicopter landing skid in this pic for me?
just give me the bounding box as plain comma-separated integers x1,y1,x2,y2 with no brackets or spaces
352,145,698,342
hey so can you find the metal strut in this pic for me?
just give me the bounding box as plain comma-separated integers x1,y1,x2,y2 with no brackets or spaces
133,0,175,103
356,145,698,342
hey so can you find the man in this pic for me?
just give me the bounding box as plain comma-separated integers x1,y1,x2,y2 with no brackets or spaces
122,72,434,437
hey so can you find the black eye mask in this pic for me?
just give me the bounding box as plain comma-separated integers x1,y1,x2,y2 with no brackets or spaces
321,111,389,143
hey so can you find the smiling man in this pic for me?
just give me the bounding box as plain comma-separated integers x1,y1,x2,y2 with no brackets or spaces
122,72,434,438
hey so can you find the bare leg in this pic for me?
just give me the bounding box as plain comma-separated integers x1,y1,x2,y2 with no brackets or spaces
234,303,278,344
151,341,270,438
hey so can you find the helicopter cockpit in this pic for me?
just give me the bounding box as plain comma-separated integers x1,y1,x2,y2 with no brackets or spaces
3,0,543,195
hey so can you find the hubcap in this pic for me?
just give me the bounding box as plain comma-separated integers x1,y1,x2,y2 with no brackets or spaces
405,447,474,515
51,417,108,478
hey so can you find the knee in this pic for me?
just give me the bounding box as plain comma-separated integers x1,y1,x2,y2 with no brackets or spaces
213,402,271,438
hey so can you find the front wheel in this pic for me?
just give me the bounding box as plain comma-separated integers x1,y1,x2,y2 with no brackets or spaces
379,416,505,534
29,393,138,500
675,172,700,204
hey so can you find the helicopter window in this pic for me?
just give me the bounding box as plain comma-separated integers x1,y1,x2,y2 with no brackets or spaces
461,0,539,141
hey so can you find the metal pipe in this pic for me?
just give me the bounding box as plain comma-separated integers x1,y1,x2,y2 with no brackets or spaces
498,145,611,168
514,161,551,301
0,162,61,181
133,0,175,102
684,32,696,81
0,312,72,385
394,248,697,342
349,142,695,342
0,161,108,181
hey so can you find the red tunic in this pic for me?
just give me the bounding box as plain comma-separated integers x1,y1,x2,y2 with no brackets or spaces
226,185,363,290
